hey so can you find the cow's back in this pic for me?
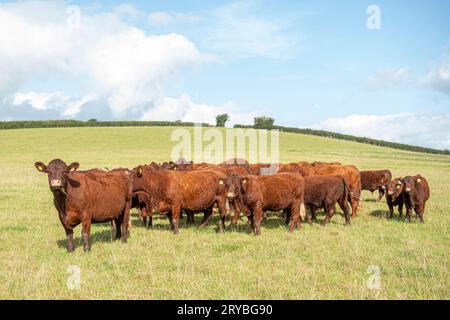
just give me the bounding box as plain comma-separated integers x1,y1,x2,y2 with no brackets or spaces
166,170,226,210
251,173,304,211
413,175,430,203
66,171,132,223
304,175,344,205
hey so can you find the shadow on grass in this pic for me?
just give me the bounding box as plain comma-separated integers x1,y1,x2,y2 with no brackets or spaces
56,227,117,249
369,209,406,222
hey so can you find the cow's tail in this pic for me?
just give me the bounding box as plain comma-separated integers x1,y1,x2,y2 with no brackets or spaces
342,178,350,203
300,202,306,220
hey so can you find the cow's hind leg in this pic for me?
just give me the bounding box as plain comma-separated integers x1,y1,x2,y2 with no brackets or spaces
288,203,301,233
81,217,91,252
171,206,181,235
198,208,213,229
339,198,351,226
217,199,227,233
322,201,336,226
377,188,385,202
284,208,291,225
415,205,424,223
114,217,122,240
253,202,263,236
122,202,131,243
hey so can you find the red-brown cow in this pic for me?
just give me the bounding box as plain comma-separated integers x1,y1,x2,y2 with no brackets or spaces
299,163,361,218
224,172,306,235
360,170,392,201
303,175,351,226
403,175,430,223
386,177,405,219
35,159,133,252
131,167,228,234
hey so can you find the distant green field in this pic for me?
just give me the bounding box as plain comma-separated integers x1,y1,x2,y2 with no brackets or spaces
0,127,449,299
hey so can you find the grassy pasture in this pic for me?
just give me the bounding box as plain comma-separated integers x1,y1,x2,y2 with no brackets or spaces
0,126,449,299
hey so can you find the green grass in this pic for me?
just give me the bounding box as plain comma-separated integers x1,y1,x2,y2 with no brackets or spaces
0,127,449,299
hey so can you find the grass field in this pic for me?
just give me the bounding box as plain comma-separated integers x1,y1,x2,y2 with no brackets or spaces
0,126,449,299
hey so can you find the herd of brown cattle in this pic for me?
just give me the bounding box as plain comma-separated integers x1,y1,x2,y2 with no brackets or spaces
34,158,430,252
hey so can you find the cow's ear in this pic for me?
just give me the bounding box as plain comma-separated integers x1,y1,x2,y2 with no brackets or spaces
35,161,47,173
240,177,248,192
67,162,79,172
137,165,144,177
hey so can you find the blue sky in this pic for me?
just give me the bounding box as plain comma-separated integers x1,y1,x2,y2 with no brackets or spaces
0,0,449,148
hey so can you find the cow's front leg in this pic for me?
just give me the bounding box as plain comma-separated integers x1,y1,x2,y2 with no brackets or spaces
65,227,74,253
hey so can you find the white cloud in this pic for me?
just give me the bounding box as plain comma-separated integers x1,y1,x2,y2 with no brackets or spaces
365,67,411,90
311,113,450,150
0,1,203,118
11,91,97,117
419,55,450,95
86,30,201,116
204,1,296,59
148,11,201,26
141,93,256,126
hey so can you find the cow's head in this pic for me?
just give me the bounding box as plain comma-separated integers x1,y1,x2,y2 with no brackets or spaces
35,159,79,190
403,176,415,194
386,178,404,200
224,173,248,199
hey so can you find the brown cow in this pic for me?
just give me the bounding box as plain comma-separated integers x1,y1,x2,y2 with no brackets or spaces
386,177,405,219
360,170,392,201
35,159,133,252
298,163,361,218
183,163,248,226
302,175,351,226
131,167,228,234
224,172,306,235
403,175,430,223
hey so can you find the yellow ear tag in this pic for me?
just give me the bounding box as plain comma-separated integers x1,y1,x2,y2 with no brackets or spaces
219,180,224,184
417,178,421,183
242,179,247,184
396,185,401,189
37,165,43,171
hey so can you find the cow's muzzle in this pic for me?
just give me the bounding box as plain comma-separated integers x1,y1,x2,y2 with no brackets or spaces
50,179,63,188
227,192,236,199
388,191,394,195
405,187,411,192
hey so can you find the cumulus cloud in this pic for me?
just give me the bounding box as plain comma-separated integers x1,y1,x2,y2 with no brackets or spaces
311,113,450,150
365,67,411,90
0,1,203,119
419,55,450,95
8,91,97,117
141,93,256,126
